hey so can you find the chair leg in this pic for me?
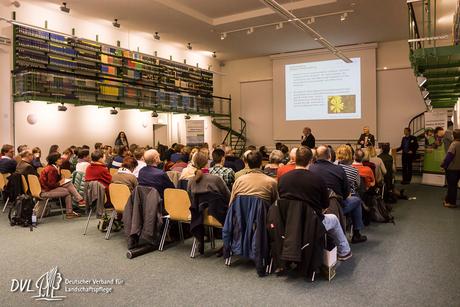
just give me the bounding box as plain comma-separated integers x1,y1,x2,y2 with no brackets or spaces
225,256,232,266
190,237,197,258
158,218,170,251
178,221,184,242
209,226,215,249
266,257,273,274
59,198,64,220
105,210,116,240
83,207,93,235
2,197,9,213
39,199,49,222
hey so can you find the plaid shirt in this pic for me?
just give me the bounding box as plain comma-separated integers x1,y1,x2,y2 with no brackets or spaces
209,164,235,190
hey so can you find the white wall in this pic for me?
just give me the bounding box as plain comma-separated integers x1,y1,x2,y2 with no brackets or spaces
0,1,224,149
221,40,426,148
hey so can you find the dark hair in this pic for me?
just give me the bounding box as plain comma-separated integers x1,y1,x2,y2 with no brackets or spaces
32,147,41,155
212,148,225,163
91,150,104,162
434,126,444,135
296,146,312,167
280,145,289,154
82,145,90,150
247,145,256,151
133,148,145,160
46,152,61,165
114,145,125,156
121,156,138,171
49,144,59,154
247,151,262,169
354,149,365,163
328,145,336,163
381,143,390,154
17,144,27,154
77,148,90,159
95,142,102,150
453,129,460,140
404,127,411,133
1,144,13,155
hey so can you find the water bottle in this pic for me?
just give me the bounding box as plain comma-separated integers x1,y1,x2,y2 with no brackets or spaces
31,209,37,227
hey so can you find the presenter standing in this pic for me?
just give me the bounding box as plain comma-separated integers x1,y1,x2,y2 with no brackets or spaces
301,127,316,149
357,126,375,148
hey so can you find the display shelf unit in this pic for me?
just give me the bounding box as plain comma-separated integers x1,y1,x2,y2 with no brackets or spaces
12,24,228,117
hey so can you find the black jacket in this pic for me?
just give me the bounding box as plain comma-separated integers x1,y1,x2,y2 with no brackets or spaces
357,133,375,148
267,199,326,280
397,135,419,155
190,192,228,243
301,134,316,149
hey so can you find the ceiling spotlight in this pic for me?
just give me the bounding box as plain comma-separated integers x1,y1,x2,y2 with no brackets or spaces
151,110,158,117
275,22,283,30
417,75,427,87
11,1,20,8
220,32,227,40
307,17,315,25
247,27,254,35
186,43,192,50
154,32,160,40
57,103,67,112
110,107,118,115
60,2,70,13
340,12,348,21
212,51,217,58
422,89,429,99
185,114,191,120
112,18,120,28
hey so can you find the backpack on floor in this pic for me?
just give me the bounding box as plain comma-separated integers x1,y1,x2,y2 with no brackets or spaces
9,194,35,227
368,193,394,224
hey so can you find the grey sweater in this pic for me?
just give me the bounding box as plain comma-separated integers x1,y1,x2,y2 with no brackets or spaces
187,173,231,203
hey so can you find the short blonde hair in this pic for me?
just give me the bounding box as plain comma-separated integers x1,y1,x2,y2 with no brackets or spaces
336,145,352,162
366,146,377,158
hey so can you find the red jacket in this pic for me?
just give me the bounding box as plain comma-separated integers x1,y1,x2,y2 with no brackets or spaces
85,162,112,189
39,165,61,192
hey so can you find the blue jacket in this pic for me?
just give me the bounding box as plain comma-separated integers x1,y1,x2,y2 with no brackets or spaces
138,166,174,199
223,195,270,274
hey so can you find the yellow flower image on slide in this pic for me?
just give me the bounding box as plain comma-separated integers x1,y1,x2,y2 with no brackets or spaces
328,95,356,114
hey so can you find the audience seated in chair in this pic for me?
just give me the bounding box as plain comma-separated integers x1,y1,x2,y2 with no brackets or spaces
309,145,367,244
0,144,17,174
263,150,284,178
31,147,43,169
209,148,235,191
112,156,138,192
278,146,352,261
15,149,39,177
39,152,84,219
336,145,361,196
352,149,376,190
234,150,252,180
277,148,298,180
75,148,91,174
230,151,278,205
85,150,112,190
138,149,174,199
224,146,245,173
366,146,387,186
132,148,146,178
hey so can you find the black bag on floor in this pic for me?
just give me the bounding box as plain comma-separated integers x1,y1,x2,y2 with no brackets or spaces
367,193,394,224
9,194,34,227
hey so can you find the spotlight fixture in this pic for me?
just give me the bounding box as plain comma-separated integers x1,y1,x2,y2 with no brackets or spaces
212,51,217,58
417,75,427,87
340,12,348,21
57,103,67,112
151,110,159,118
110,107,118,115
112,18,120,28
185,114,191,120
11,1,20,8
60,2,70,13
186,42,192,50
247,27,254,35
154,32,160,40
422,89,429,99
307,17,315,25
220,32,227,40
275,22,283,30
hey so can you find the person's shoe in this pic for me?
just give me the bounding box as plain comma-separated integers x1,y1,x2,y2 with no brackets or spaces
66,211,82,219
351,233,367,244
443,201,458,208
338,251,352,261
77,199,86,208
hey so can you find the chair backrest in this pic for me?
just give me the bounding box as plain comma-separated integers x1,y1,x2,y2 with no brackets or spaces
203,208,223,228
164,188,191,222
110,168,118,176
27,175,42,198
37,167,44,175
109,183,130,213
21,175,29,194
61,169,72,179
0,173,5,190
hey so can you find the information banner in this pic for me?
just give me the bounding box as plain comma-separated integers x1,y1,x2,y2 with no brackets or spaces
186,120,205,145
422,110,448,186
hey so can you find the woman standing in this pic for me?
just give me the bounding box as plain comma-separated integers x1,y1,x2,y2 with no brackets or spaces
39,152,85,219
441,129,460,208
115,131,129,147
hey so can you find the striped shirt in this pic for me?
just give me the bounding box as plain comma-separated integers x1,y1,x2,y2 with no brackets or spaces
339,163,360,195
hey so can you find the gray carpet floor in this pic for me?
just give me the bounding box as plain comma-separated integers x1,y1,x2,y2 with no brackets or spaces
0,182,459,307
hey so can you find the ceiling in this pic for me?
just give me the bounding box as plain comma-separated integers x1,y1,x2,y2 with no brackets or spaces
13,0,458,61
